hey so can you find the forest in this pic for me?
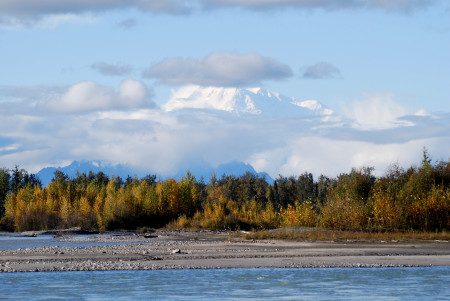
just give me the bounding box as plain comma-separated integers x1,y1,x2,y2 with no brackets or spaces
0,151,448,233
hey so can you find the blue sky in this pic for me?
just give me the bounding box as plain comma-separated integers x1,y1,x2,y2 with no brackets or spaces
0,0,449,178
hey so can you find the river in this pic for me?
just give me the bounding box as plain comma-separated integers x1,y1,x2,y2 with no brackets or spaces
1,267,449,300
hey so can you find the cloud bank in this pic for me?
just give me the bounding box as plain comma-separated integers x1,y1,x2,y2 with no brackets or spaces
143,52,293,87
0,0,439,27
0,0,192,16
0,0,437,15
0,82,448,178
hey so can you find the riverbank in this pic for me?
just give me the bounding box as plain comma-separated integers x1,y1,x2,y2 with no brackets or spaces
1,230,449,272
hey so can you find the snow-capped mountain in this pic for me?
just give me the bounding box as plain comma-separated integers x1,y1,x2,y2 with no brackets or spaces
163,85,333,118
35,87,334,186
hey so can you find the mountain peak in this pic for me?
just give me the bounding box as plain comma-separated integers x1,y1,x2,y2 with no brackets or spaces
163,85,333,117
293,100,334,116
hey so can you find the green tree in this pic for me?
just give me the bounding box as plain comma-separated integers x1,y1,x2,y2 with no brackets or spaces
11,165,23,195
295,172,315,204
316,174,331,205
333,167,375,203
0,168,10,217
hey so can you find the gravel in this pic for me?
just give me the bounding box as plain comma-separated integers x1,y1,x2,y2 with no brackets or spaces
1,230,449,273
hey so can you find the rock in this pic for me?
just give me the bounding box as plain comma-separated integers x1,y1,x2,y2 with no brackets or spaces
144,234,158,238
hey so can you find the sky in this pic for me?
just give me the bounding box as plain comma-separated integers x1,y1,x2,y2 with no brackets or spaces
0,0,449,179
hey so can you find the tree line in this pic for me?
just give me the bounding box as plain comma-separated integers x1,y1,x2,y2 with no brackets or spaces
0,151,448,232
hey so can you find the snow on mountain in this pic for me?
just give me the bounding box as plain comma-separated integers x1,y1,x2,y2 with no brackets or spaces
163,85,333,118
36,87,334,186
293,100,334,116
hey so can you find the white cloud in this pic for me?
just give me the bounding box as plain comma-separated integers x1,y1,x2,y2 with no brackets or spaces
46,80,153,113
0,84,449,179
342,93,415,130
248,135,448,178
143,52,292,87
118,79,149,106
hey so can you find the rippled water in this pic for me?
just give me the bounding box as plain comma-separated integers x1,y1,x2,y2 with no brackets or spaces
1,267,449,300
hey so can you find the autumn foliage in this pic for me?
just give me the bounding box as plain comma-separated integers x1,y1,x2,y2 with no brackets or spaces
0,151,448,232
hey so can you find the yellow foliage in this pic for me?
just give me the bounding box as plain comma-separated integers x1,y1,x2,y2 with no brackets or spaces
280,201,317,227
319,196,368,230
407,187,449,231
371,186,404,230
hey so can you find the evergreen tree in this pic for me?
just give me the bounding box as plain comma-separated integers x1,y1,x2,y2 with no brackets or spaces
0,168,10,217
11,165,23,195
142,174,157,186
295,172,315,203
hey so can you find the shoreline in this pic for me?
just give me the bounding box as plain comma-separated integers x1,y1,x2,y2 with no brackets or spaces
1,231,449,273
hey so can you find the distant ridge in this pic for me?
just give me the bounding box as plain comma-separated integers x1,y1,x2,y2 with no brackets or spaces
215,161,272,182
36,160,144,186
37,160,273,186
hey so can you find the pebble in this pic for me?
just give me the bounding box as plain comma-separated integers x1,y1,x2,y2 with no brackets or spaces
0,231,446,273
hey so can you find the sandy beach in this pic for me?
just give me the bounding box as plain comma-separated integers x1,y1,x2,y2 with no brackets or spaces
1,230,449,273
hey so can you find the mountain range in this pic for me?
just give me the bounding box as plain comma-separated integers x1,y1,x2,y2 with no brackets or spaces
36,160,273,187
37,86,334,185
164,85,334,118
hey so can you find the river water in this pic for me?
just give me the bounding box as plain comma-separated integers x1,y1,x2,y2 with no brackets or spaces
1,267,449,300
1,233,449,300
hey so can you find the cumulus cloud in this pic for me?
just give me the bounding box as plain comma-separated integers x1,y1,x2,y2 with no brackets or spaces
46,80,153,113
91,62,133,76
143,52,293,87
342,93,416,130
249,136,442,178
302,62,342,79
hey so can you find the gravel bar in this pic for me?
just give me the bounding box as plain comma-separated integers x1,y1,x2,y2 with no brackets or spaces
1,230,449,272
